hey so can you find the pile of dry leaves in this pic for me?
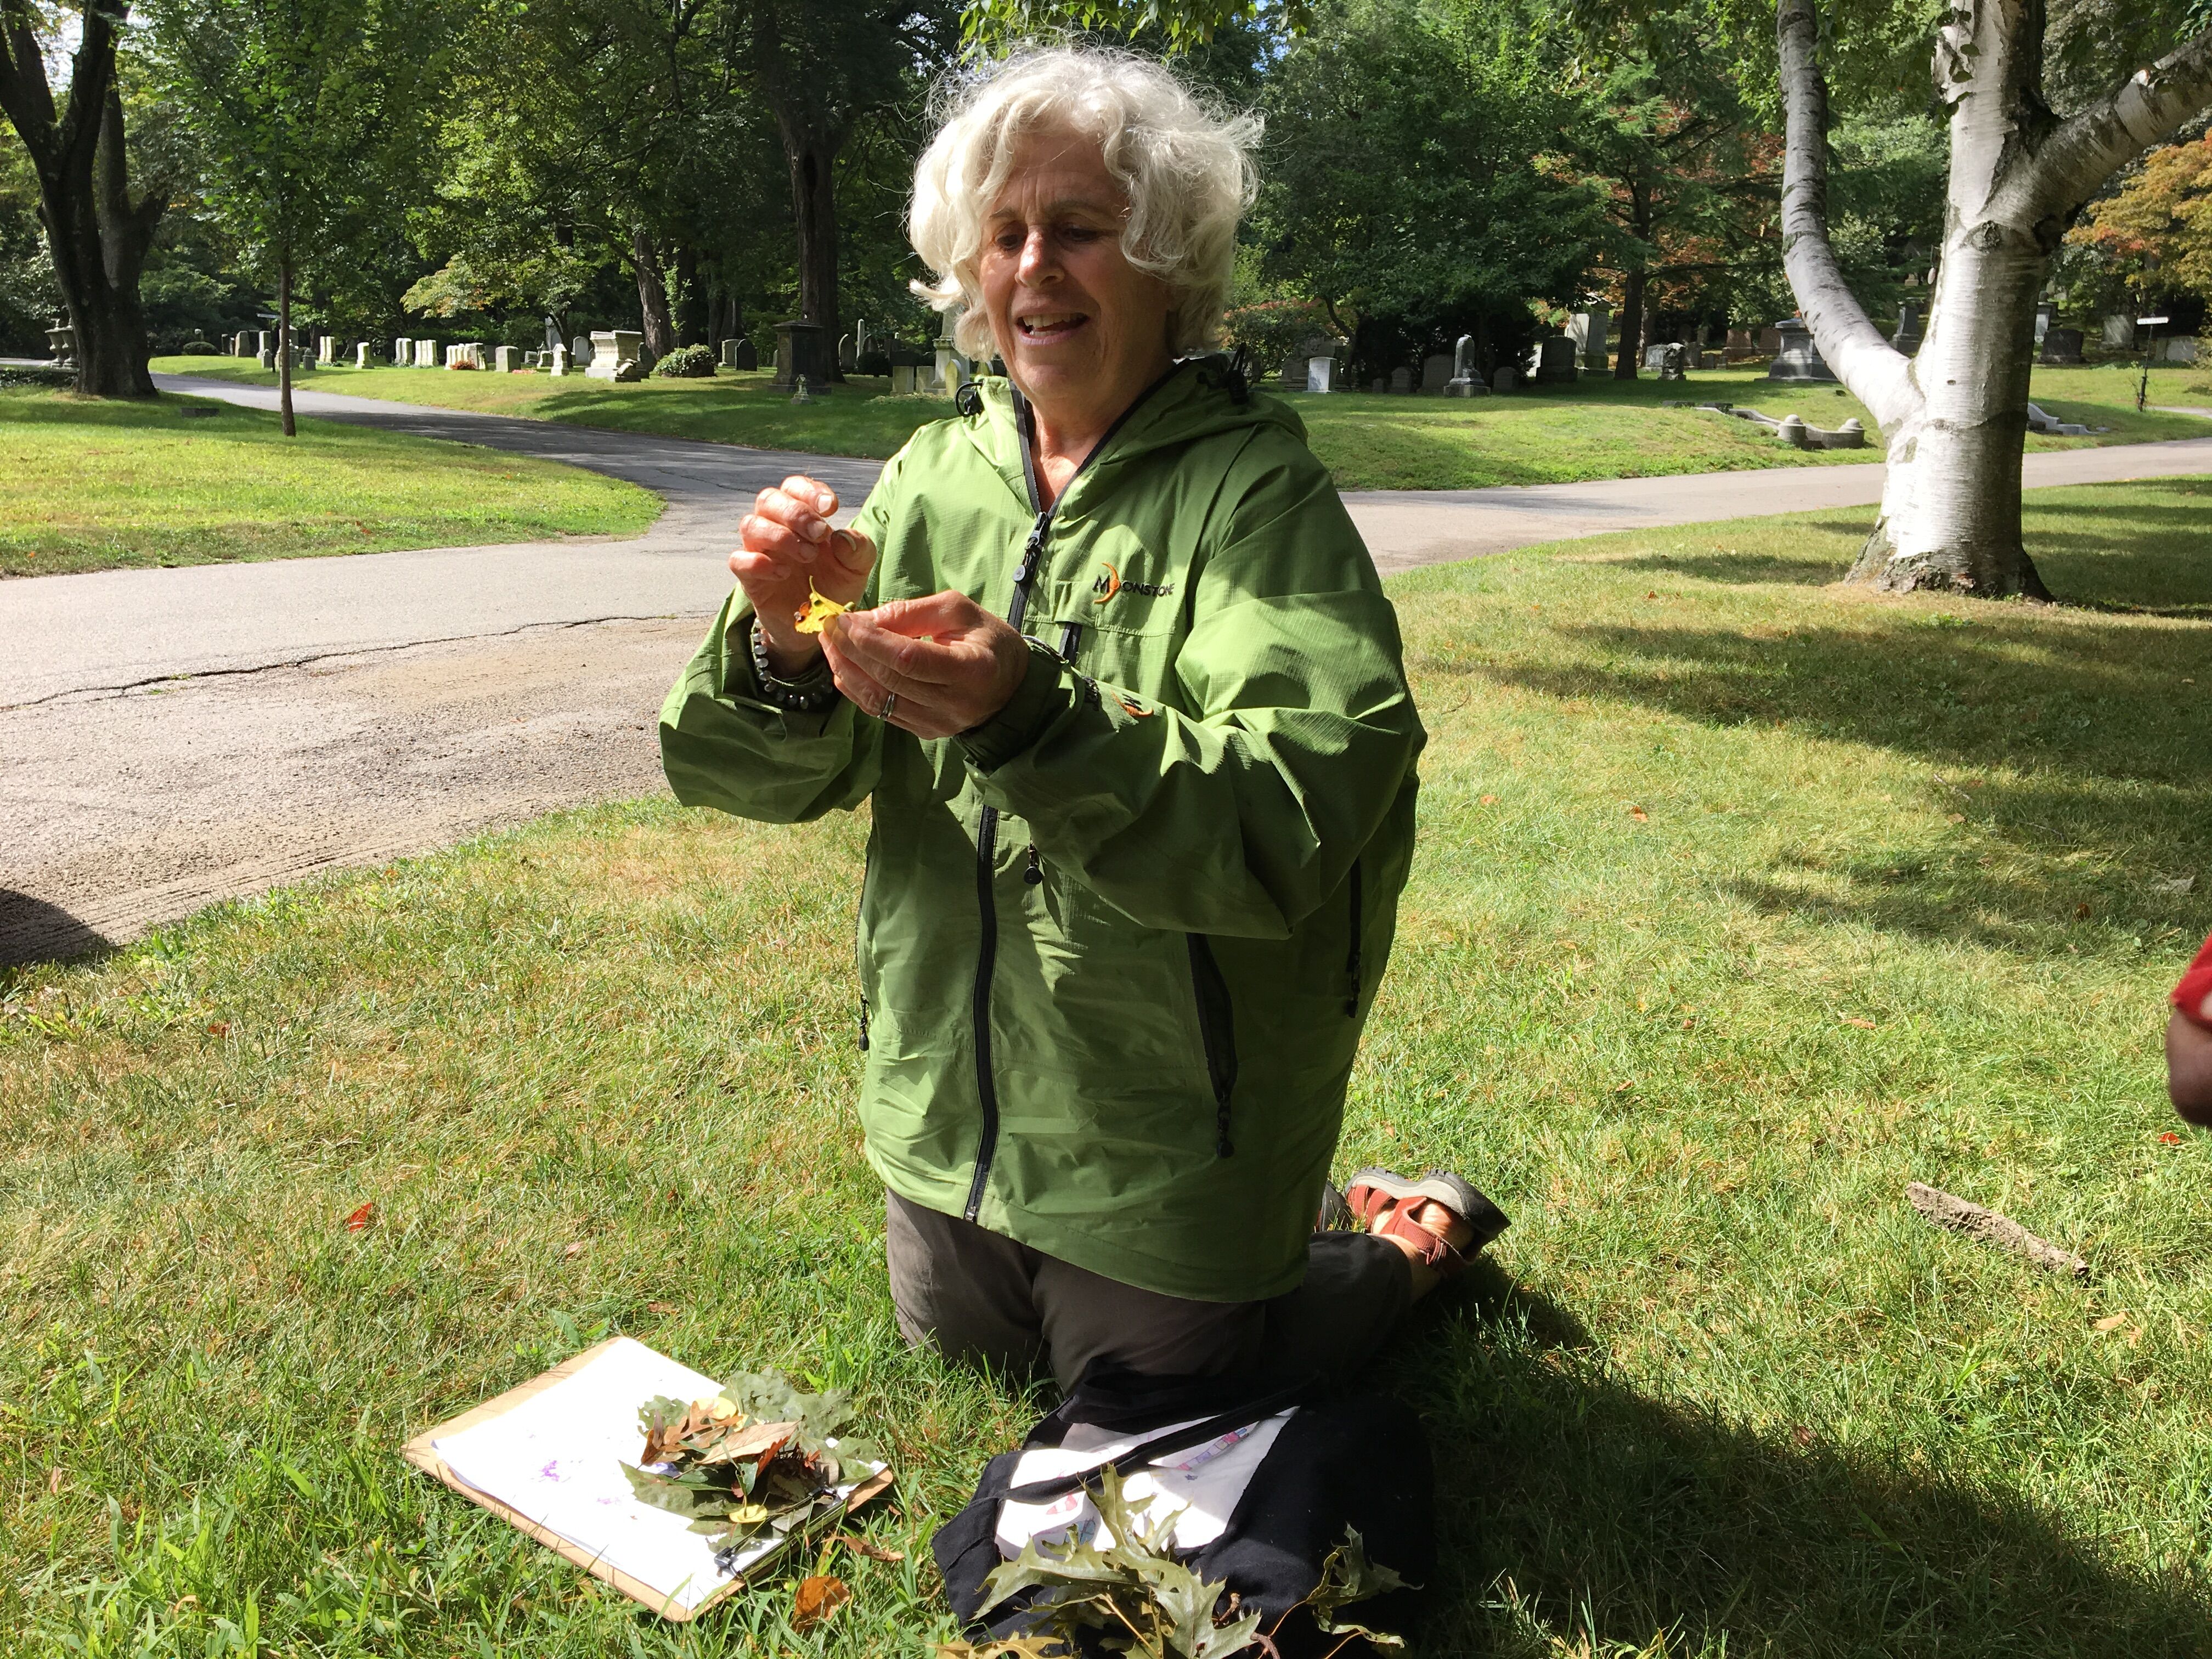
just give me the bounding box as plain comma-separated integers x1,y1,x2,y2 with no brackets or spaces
622,1370,881,1566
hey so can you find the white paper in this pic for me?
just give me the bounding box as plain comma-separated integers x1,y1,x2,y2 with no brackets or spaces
432,1338,872,1613
995,1409,1295,1559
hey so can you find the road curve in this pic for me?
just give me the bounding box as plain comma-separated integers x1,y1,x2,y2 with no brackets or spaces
4,377,2207,965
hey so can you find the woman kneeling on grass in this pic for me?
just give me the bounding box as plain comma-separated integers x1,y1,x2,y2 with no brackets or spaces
661,46,1504,1389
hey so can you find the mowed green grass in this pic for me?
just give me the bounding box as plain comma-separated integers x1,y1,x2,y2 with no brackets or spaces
155,357,2212,491
0,388,659,578
5,480,2212,1656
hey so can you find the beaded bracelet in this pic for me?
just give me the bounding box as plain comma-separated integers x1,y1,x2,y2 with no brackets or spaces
747,617,842,714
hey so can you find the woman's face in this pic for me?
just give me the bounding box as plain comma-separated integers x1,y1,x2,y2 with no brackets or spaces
978,126,1176,433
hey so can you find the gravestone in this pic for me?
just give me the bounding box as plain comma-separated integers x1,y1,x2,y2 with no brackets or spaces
494,345,519,373
549,345,569,376
256,330,273,357
1530,335,1578,385
1420,354,1453,394
2101,314,2134,349
1646,342,1688,380
1724,326,1757,361
392,336,408,366
777,320,834,391
1568,308,1610,371
2158,336,2201,364
1891,302,1923,354
585,330,645,382
412,339,432,367
544,316,561,352
1766,318,1837,382
791,375,814,405
572,334,591,365
838,334,855,373
2039,326,2084,365
1491,364,1519,392
732,338,758,370
1306,356,1335,393
890,364,916,394
1388,365,1412,393
929,322,966,393
1756,325,1783,354
258,347,274,370
1444,335,1487,397
318,335,335,364
720,338,741,368
354,342,370,369
2035,301,2055,346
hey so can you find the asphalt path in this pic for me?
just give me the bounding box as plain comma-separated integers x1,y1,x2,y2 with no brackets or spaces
5,374,2209,964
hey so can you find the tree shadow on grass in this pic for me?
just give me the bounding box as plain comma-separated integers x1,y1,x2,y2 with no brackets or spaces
1403,1266,2210,1657
1462,618,2210,951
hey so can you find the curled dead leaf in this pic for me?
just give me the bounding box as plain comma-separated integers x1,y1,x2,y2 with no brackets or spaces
343,1201,375,1232
2093,1312,2130,1333
839,1533,906,1561
793,1573,850,1631
562,1242,583,1258
46,1468,64,1494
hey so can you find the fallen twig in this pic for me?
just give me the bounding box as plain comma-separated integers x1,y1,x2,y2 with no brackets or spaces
1906,1182,2090,1279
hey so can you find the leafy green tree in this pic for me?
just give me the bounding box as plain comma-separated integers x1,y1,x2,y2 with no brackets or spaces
0,1,173,395
1549,14,1768,377
145,0,443,433
1252,0,1603,381
735,0,961,371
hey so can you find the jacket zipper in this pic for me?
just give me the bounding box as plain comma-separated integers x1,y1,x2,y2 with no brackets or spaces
1344,857,1363,1018
1187,936,1239,1156
962,368,1188,1224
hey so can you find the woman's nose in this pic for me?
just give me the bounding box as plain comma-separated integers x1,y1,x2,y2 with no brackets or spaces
1015,228,1057,283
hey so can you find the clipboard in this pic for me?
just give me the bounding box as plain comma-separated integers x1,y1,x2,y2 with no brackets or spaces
402,1336,896,1622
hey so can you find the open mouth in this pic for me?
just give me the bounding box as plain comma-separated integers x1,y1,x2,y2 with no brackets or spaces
1017,312,1088,343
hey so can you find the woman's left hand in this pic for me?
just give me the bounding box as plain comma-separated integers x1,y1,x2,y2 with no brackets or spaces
821,591,1031,740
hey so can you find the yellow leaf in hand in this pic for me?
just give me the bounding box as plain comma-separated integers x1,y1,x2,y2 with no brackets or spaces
794,588,849,635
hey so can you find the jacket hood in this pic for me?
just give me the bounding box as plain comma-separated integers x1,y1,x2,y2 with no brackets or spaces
957,356,1308,516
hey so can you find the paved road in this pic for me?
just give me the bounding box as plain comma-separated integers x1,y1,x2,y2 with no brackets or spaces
5,376,2208,964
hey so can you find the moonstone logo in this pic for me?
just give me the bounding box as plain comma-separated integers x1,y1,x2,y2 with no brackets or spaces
1091,561,1174,603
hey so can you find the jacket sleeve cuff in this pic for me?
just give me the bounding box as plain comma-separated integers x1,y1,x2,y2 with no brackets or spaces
958,639,1071,774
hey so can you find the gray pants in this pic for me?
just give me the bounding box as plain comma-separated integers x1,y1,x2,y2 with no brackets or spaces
885,1189,1413,1391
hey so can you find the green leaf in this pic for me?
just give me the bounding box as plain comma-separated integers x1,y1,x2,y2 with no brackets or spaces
620,1462,732,1521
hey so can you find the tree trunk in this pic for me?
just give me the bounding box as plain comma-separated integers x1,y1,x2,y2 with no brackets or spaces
0,8,161,398
631,224,675,359
278,257,295,437
1777,0,2212,597
674,243,708,346
781,119,843,379
1614,267,1644,380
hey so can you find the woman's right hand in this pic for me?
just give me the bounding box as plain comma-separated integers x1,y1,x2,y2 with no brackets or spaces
734,475,877,676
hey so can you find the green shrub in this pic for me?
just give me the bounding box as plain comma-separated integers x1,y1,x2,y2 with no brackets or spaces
179,340,218,355
653,343,718,378
0,364,71,387
855,349,891,376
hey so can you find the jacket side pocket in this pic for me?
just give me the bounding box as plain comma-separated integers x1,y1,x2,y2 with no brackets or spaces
1187,935,1239,1156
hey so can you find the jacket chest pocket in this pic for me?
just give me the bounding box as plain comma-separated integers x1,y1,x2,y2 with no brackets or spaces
1039,572,1186,695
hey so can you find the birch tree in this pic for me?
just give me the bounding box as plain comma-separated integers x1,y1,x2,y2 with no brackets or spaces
1778,0,2212,597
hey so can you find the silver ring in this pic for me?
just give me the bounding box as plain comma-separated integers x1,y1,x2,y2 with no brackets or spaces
879,691,897,720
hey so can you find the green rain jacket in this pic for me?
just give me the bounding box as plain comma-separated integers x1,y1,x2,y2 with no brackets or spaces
659,359,1424,1303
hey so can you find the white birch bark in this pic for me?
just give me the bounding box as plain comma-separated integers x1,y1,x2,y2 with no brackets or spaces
1777,0,2212,597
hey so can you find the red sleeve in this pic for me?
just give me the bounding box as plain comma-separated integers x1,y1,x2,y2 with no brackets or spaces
2175,934,2212,1030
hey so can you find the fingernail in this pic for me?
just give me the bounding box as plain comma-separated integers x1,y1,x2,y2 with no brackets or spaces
805,518,828,542
816,492,835,512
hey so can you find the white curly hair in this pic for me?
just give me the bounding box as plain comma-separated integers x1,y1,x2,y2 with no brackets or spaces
908,46,1262,362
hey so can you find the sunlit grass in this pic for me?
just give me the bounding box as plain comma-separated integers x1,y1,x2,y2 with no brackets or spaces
0,388,659,578
3,478,2210,1655
154,357,2212,493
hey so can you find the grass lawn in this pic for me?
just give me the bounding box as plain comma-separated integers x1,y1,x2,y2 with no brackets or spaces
154,356,2212,492
0,387,659,579
5,478,2212,1656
